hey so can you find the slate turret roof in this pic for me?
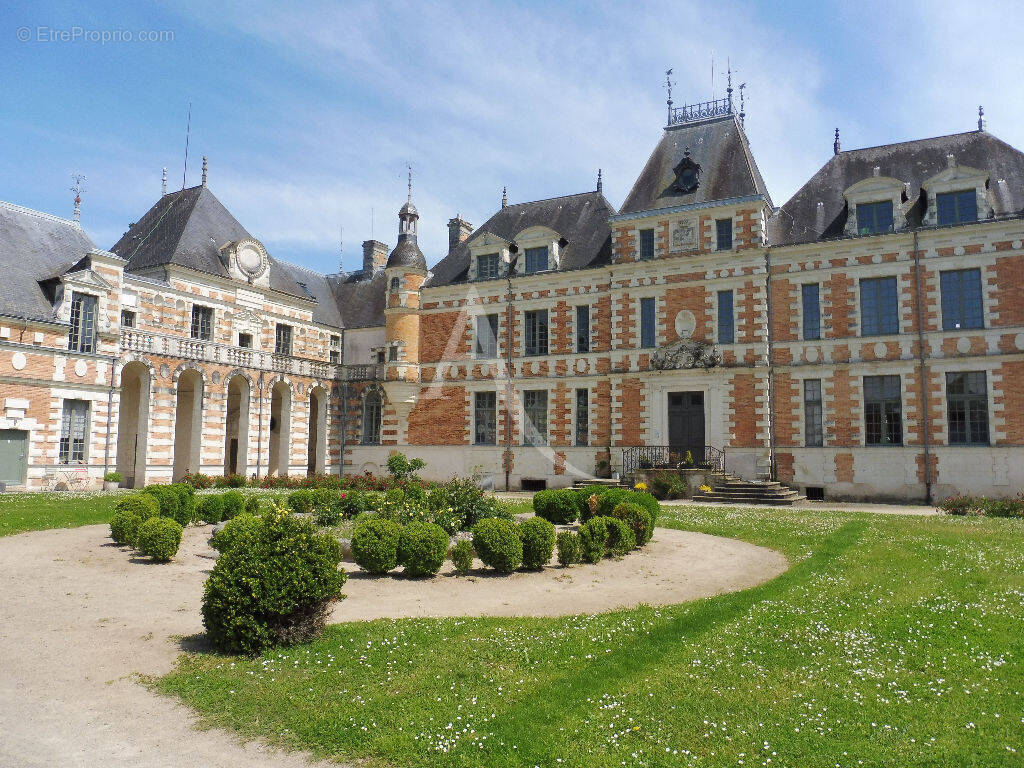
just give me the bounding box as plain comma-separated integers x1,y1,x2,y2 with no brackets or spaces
386,234,427,271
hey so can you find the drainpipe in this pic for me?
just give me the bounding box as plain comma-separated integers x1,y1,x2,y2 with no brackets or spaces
912,229,933,505
764,248,777,481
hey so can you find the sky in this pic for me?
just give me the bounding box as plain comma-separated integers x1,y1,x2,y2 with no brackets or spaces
2,0,1023,274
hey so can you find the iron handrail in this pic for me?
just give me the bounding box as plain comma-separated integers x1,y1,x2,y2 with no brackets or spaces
621,445,726,477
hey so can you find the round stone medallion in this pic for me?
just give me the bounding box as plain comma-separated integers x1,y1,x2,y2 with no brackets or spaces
575,358,588,375
1015,332,1024,351
873,342,887,359
211,371,221,385
11,351,26,370
805,347,820,363
74,360,88,377
159,363,170,379
956,336,972,354
674,310,696,340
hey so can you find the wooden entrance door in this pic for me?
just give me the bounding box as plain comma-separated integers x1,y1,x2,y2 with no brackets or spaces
0,429,28,486
668,392,704,464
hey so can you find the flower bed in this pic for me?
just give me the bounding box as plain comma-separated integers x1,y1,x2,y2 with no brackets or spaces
937,493,1024,517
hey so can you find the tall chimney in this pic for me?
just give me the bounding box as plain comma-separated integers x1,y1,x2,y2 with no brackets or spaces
362,239,389,275
447,215,473,253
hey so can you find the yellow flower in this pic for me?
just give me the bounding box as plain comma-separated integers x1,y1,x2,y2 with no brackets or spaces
634,482,648,491
699,484,712,493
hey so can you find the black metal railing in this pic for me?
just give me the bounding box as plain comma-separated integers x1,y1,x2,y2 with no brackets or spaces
669,97,732,125
622,445,726,477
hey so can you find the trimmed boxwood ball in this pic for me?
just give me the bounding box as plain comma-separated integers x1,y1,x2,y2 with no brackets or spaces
351,516,402,574
472,518,523,573
136,516,183,562
612,502,653,545
596,488,659,527
202,510,347,655
210,513,261,553
519,516,556,570
114,492,160,521
109,509,142,546
397,521,449,577
450,539,474,574
142,484,179,519
199,495,225,524
556,530,582,566
576,484,611,522
169,482,197,526
599,515,636,556
578,517,609,563
221,490,244,520
532,489,578,525
287,489,314,514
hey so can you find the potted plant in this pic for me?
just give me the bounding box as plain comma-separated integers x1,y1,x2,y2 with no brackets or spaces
103,471,122,491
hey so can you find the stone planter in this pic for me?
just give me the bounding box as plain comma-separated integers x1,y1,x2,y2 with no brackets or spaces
102,481,120,491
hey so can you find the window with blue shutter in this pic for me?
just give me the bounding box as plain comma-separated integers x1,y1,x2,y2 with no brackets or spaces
940,268,984,330
859,277,899,336
802,284,821,340
640,297,656,348
717,290,734,344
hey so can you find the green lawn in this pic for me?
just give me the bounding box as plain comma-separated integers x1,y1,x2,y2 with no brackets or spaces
157,506,1024,767
0,491,123,536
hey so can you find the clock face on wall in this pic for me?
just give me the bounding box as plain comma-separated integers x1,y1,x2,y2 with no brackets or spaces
234,240,267,279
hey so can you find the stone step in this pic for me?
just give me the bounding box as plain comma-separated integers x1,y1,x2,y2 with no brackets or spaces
692,492,804,506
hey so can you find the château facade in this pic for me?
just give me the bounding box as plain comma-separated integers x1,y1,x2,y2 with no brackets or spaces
1,97,1022,502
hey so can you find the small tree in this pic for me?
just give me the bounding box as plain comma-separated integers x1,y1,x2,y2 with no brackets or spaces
386,452,426,480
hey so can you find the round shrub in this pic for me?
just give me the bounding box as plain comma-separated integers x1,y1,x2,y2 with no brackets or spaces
451,539,474,574
315,501,343,527
243,495,260,516
519,516,556,570
287,489,314,514
351,516,402,574
576,485,610,521
221,490,244,520
597,488,659,527
109,509,142,546
210,512,261,553
397,521,449,577
600,515,636,557
114,492,160,521
578,517,609,564
532,489,578,525
136,516,183,562
142,485,179,519
226,473,247,488
199,495,225,524
612,502,653,546
472,518,523,573
202,511,347,655
556,530,582,566
169,483,197,526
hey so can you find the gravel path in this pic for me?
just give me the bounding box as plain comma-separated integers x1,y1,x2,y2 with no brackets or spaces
0,523,786,767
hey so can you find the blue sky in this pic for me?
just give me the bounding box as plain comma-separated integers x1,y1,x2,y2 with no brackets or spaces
3,0,1022,274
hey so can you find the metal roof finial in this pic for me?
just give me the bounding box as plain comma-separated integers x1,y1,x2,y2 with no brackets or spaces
597,168,603,194
833,128,841,156
978,105,986,132
738,83,746,127
501,185,508,208
406,161,413,202
161,167,167,196
726,59,733,111
664,68,674,125
70,173,85,223
201,155,208,186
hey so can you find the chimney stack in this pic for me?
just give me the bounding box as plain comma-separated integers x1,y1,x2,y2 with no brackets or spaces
362,239,389,275
447,215,473,253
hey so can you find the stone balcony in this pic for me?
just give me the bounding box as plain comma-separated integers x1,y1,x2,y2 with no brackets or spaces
119,329,383,381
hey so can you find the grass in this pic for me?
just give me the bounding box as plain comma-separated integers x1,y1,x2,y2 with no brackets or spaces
0,491,123,536
156,505,1024,767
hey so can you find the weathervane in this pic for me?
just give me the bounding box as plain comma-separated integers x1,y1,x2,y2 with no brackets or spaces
738,82,746,127
406,161,413,202
70,173,86,222
664,68,675,124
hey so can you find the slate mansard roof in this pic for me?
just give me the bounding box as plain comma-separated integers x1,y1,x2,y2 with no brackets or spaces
0,201,97,323
619,114,772,216
770,129,1024,246
426,191,615,287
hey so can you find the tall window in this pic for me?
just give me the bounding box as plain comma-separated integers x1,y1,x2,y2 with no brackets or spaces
524,310,549,356
936,190,977,226
804,379,823,447
864,375,902,446
638,229,655,261
238,332,253,349
575,388,589,446
716,218,733,250
856,201,894,234
389,276,401,292
946,371,989,445
802,283,821,340
477,253,499,280
329,334,341,363
860,276,899,336
524,247,548,273
191,305,213,341
576,305,591,352
475,314,499,358
640,297,656,348
474,391,497,445
59,399,89,464
120,309,136,328
361,390,382,445
717,290,734,344
68,292,97,353
523,390,548,446
940,268,984,330
275,323,293,356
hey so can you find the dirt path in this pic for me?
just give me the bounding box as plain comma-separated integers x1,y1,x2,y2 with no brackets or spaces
0,523,786,767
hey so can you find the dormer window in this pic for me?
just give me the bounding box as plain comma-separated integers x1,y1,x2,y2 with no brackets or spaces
477,253,500,280
524,247,548,273
936,190,977,226
856,201,894,235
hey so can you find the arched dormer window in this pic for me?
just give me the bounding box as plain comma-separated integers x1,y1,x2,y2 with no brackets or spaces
361,388,382,445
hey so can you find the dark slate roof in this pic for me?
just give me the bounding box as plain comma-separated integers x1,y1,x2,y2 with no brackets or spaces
619,114,772,215
110,186,308,300
0,201,97,323
328,270,388,328
770,129,1024,246
275,260,345,329
387,234,427,271
426,191,614,287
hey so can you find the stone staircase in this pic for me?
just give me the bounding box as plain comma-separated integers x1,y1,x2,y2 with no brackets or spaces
690,474,805,506
572,478,629,489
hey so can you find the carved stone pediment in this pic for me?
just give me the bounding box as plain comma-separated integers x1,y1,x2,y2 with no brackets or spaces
227,308,267,327
650,339,721,370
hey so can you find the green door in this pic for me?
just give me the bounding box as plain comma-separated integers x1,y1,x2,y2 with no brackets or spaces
0,430,28,485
